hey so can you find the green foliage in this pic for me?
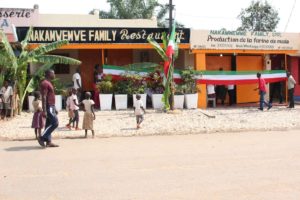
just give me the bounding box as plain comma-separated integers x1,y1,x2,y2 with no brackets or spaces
121,72,146,95
0,27,81,110
146,70,164,94
180,67,198,94
97,75,114,94
114,78,130,94
174,84,184,95
98,0,184,28
237,0,280,31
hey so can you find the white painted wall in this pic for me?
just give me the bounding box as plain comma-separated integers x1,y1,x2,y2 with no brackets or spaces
37,13,157,28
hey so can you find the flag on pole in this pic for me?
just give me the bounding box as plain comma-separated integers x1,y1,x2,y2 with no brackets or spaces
164,21,176,78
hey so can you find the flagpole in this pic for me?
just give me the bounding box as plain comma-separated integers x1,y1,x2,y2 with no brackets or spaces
169,0,175,110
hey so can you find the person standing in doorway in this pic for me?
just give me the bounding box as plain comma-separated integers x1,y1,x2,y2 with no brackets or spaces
227,84,235,106
255,72,272,111
215,68,226,105
38,69,59,147
286,71,296,108
73,68,82,101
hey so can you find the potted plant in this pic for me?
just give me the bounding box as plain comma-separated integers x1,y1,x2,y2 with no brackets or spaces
147,70,164,109
174,83,185,109
97,75,114,110
113,77,130,110
52,78,67,111
122,73,147,108
180,67,199,109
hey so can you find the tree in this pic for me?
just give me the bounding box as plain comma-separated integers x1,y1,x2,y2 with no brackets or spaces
237,0,280,32
96,0,184,28
0,28,81,110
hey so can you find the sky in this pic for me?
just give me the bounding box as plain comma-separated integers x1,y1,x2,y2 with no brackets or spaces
1,0,299,32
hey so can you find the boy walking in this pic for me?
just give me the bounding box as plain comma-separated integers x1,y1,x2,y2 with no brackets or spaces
133,94,146,129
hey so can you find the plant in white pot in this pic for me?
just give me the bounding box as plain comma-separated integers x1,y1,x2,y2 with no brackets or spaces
147,70,164,109
180,68,200,109
97,75,114,111
113,77,130,110
174,84,185,109
122,73,147,108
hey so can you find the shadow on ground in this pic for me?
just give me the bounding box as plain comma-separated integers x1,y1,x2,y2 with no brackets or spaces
4,146,44,151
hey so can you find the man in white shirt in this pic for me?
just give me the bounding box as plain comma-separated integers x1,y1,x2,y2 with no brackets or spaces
287,71,297,108
0,80,13,118
72,68,82,100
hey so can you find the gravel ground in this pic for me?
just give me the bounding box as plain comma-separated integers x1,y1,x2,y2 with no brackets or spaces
0,105,299,140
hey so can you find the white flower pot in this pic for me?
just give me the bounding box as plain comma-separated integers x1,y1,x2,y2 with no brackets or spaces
151,94,163,109
55,95,62,111
184,93,198,109
174,95,184,109
28,95,62,111
28,95,34,112
115,94,128,110
133,94,147,109
99,94,113,110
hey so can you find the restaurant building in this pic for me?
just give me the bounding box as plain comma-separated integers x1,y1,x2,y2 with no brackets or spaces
9,6,191,93
2,5,300,109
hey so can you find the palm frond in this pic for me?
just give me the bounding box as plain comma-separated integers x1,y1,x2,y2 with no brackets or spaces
27,40,69,58
34,55,81,65
161,32,168,51
147,38,168,61
0,30,18,75
20,26,33,51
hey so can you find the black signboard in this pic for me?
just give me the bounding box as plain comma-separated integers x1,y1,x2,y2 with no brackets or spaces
16,27,190,44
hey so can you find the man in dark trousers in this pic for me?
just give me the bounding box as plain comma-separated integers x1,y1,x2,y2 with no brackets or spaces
38,69,59,147
287,71,297,108
255,72,272,111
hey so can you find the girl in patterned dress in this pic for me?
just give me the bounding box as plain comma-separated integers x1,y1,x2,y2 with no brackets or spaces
31,91,45,139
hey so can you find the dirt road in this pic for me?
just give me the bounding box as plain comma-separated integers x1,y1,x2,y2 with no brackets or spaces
1,130,300,200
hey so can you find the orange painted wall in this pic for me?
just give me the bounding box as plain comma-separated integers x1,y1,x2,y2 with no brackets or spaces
78,49,102,91
206,56,232,104
107,49,133,66
195,53,207,108
206,56,231,71
236,56,263,103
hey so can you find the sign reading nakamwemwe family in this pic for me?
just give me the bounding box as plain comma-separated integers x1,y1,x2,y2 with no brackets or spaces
16,27,190,44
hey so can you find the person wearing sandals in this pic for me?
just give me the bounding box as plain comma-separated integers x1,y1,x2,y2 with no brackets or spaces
81,92,96,138
38,69,59,148
31,91,45,139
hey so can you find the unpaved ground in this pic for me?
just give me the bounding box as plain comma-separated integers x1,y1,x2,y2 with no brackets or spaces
0,106,299,140
1,130,300,200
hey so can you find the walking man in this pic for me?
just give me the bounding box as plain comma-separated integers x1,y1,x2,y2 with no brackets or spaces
255,72,272,111
38,69,59,147
287,71,296,108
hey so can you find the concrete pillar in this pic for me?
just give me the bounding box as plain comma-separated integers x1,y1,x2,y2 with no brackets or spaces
195,53,207,108
264,54,271,101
